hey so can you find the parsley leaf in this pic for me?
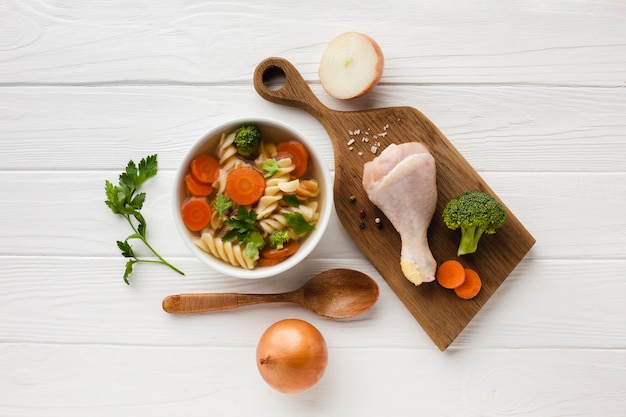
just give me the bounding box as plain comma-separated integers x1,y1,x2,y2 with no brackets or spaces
222,206,265,258
282,194,300,207
213,193,233,216
244,231,265,259
259,158,280,178
283,212,315,235
104,154,184,284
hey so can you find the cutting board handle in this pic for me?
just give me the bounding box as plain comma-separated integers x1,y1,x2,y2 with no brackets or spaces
254,57,330,121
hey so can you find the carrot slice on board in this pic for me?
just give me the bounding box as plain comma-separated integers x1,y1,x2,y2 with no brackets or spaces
181,199,212,231
455,268,482,300
225,166,266,205
277,140,309,177
191,154,219,184
436,259,466,289
185,173,213,197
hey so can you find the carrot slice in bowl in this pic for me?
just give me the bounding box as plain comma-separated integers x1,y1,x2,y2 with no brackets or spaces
226,166,266,206
277,140,309,177
185,173,213,197
191,154,219,184
260,240,300,260
181,198,212,231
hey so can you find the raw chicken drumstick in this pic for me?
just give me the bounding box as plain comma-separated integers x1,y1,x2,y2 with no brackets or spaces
362,142,438,285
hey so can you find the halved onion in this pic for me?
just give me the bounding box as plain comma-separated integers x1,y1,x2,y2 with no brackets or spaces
256,318,328,394
318,32,384,99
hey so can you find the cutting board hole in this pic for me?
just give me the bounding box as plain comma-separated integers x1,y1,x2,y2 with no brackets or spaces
261,66,286,91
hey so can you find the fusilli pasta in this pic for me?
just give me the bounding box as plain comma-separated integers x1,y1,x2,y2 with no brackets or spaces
196,229,257,269
296,179,320,201
217,132,238,171
254,157,296,219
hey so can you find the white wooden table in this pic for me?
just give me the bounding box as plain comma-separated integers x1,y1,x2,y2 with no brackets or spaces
2,1,625,415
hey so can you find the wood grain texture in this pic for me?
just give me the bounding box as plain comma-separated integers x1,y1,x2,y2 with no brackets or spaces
1,1,625,86
1,86,625,172
2,0,626,414
1,344,624,417
254,57,535,350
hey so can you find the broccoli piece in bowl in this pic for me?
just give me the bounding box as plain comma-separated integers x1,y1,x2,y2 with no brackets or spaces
442,191,506,256
269,230,290,250
234,125,262,158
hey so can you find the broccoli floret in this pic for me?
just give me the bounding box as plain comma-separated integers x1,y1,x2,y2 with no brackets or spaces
442,191,506,256
269,230,290,250
233,125,262,158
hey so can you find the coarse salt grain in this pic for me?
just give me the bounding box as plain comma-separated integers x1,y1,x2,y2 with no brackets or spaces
358,151,363,156
370,146,378,154
347,138,355,146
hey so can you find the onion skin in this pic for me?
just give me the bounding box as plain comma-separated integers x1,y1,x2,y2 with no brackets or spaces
256,318,328,394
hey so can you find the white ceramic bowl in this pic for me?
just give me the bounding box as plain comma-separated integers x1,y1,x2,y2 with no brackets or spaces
173,117,333,279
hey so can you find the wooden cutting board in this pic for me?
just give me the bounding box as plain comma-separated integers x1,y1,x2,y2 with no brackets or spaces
253,57,536,351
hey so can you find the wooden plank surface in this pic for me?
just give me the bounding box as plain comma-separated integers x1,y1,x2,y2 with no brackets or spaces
1,0,625,415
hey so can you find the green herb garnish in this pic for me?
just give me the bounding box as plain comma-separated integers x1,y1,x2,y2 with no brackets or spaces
213,192,233,216
222,206,266,258
104,154,184,284
244,231,265,259
259,158,280,178
283,212,315,235
282,194,300,207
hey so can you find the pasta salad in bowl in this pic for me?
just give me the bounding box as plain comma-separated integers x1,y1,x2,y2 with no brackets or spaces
173,118,333,279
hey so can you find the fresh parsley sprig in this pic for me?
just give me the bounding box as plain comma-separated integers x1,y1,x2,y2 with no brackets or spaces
104,154,184,284
284,212,315,235
222,206,265,259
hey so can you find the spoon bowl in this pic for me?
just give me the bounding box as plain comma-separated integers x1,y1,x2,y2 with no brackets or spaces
162,268,379,319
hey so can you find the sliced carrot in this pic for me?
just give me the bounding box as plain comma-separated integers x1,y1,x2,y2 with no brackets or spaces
181,198,212,231
191,154,219,184
225,166,266,205
277,140,309,177
260,240,299,260
436,259,466,289
185,173,213,197
257,257,281,267
455,268,482,299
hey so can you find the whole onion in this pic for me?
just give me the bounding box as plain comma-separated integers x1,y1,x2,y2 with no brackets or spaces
256,318,328,393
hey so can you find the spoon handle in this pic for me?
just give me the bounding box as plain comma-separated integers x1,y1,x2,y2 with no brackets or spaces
162,292,298,314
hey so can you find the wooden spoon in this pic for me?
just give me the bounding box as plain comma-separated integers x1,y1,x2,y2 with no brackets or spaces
162,268,379,319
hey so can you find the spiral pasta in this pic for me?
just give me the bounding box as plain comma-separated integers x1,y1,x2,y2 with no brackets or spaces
255,142,278,164
257,210,291,237
257,201,319,239
217,132,238,172
254,158,296,219
295,179,320,201
196,229,257,269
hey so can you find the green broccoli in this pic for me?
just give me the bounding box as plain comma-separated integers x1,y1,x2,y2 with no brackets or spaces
269,230,290,250
233,125,262,158
442,191,506,256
